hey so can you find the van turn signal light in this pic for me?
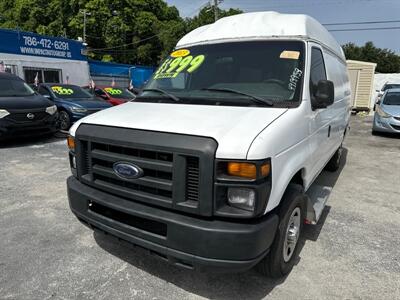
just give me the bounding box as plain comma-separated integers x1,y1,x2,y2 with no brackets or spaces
227,162,270,179
67,136,75,151
227,162,257,179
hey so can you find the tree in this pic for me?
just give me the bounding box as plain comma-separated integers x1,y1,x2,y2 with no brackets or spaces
0,0,242,65
185,6,242,32
343,42,400,73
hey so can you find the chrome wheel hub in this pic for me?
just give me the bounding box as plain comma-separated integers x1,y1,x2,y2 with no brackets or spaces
283,207,301,262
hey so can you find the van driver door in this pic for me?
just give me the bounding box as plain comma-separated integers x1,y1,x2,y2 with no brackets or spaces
307,43,334,182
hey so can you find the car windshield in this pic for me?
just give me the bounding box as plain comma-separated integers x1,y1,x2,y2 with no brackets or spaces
0,78,35,97
383,92,400,105
139,41,305,107
382,84,400,91
103,87,135,99
50,84,93,99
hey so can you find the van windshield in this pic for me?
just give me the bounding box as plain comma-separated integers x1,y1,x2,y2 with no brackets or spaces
0,78,35,97
139,41,305,107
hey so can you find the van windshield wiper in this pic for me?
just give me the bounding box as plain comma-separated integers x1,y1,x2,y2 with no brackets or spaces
200,88,273,106
142,88,180,102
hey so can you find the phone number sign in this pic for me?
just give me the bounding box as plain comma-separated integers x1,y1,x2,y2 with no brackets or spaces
0,28,86,61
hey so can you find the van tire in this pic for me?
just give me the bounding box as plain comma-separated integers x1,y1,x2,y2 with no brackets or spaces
325,146,342,172
256,184,305,277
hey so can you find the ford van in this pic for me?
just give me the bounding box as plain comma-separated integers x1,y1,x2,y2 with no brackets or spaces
66,12,351,277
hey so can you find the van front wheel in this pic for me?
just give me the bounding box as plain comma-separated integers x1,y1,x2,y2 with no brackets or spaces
256,184,305,277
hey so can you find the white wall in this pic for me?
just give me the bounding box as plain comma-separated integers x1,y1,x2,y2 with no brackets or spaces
0,52,90,85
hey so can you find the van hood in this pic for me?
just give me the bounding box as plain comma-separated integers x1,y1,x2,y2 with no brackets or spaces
70,102,287,159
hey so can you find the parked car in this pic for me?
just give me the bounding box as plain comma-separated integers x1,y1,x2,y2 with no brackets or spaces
36,83,112,130
83,86,135,106
375,83,400,105
373,88,400,134
66,12,351,277
0,73,57,140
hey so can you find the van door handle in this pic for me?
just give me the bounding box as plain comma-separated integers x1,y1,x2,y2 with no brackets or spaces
345,90,351,96
328,125,331,137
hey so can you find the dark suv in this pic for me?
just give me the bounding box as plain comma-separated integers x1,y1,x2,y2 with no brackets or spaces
0,73,58,140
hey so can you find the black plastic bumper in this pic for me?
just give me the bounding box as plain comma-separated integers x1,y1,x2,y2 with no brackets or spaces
0,115,57,140
67,176,279,273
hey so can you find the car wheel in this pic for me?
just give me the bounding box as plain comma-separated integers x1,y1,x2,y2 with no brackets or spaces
256,184,305,277
58,110,71,131
324,145,342,172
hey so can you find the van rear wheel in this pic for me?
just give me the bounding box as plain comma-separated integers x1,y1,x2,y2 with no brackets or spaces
325,145,342,172
256,184,305,277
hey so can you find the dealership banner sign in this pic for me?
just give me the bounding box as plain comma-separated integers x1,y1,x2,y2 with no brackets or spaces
0,29,86,61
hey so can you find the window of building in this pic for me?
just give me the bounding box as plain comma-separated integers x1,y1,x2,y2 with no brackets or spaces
23,67,62,84
4,64,18,75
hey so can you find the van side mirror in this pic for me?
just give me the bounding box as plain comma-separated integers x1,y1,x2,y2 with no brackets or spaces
312,80,334,109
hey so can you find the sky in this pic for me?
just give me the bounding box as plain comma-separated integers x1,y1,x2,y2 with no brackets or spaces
165,0,400,53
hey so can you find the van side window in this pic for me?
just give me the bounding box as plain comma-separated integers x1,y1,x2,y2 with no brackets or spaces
309,48,327,99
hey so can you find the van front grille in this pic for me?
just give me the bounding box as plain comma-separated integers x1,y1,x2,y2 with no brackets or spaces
75,125,217,216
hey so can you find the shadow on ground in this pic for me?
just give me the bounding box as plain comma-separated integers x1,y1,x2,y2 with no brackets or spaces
92,148,348,299
0,132,65,149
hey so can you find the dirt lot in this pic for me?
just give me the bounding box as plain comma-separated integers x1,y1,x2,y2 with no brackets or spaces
1,116,399,300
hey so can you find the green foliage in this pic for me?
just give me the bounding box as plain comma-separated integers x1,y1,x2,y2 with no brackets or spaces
343,42,400,73
186,6,242,32
0,0,242,65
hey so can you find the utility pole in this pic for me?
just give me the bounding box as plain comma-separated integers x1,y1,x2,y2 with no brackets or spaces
213,0,219,22
80,9,91,44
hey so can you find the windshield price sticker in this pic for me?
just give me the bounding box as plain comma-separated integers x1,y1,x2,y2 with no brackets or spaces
52,86,74,95
280,50,300,60
170,49,190,57
154,54,205,79
105,88,123,95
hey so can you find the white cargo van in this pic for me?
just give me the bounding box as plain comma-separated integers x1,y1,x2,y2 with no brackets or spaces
66,12,351,277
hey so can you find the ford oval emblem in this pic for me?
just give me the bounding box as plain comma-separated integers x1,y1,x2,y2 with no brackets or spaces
113,162,143,180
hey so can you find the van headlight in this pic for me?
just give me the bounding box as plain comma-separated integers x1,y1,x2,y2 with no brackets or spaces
0,109,10,119
376,106,391,118
45,105,57,115
71,107,87,113
227,188,256,211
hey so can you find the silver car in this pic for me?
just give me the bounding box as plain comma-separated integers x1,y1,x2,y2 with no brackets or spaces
373,88,400,134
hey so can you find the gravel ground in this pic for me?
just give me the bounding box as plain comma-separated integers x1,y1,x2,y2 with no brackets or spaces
0,116,399,300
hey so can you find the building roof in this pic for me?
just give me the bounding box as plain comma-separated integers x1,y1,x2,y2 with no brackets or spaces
347,60,377,67
177,11,345,60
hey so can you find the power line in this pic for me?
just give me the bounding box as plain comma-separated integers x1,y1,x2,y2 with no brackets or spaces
328,26,400,32
323,20,400,26
88,34,160,51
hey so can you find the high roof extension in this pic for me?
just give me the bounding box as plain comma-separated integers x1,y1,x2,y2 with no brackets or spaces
177,11,345,60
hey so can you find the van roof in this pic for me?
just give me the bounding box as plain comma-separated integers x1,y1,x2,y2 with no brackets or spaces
177,11,345,60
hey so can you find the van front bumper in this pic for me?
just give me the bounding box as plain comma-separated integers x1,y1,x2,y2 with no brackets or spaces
67,176,279,272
